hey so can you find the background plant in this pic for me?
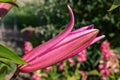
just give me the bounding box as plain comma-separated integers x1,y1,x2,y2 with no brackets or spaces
0,0,120,80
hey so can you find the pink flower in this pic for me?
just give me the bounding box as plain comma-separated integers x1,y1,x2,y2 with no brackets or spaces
0,0,16,18
59,63,64,70
79,71,86,75
79,71,87,80
32,74,41,80
24,41,33,54
100,41,110,55
68,58,76,66
98,63,103,69
104,61,110,69
45,66,52,72
42,73,48,77
77,49,87,62
99,41,119,79
19,5,104,72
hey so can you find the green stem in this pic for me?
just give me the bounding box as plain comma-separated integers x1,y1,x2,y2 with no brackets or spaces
75,63,81,79
64,60,69,78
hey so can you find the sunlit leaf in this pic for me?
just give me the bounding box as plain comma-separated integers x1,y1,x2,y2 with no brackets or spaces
0,64,8,80
0,58,14,67
0,0,19,8
108,0,120,11
0,0,13,2
87,69,100,76
67,76,76,80
0,44,27,64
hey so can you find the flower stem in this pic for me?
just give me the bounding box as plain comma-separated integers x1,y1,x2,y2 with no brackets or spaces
10,68,20,80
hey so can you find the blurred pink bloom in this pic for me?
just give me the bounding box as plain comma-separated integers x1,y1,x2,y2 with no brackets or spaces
45,66,52,72
77,49,87,62
104,61,110,69
24,41,33,54
78,49,87,56
98,64,103,70
79,71,87,80
59,63,64,70
0,0,16,18
32,74,41,80
99,41,119,79
79,71,86,75
68,58,76,66
20,5,104,72
100,41,110,52
42,73,48,77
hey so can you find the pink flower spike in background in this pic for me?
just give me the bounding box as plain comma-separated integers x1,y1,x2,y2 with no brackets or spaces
0,0,16,18
59,63,64,71
77,49,87,62
24,41,33,54
19,5,105,72
68,58,76,66
99,41,119,79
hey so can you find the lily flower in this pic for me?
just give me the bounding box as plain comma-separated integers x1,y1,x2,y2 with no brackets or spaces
0,0,16,18
20,5,105,72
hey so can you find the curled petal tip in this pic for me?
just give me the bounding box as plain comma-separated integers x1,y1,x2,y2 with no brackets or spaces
88,24,94,29
67,5,74,24
67,5,70,9
93,29,99,34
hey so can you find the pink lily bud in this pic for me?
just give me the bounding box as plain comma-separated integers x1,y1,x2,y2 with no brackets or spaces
0,0,16,18
19,5,104,72
24,41,33,54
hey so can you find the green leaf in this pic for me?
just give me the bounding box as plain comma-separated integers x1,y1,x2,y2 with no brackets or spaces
87,69,100,76
0,64,7,80
0,0,13,2
0,58,14,67
108,0,120,11
0,0,19,8
67,76,76,80
0,44,27,64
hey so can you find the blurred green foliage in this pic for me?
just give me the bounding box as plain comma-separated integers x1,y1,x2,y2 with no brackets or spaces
2,0,120,47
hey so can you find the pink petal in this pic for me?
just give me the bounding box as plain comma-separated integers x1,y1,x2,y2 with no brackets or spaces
71,24,94,33
61,35,105,59
91,35,105,45
53,29,97,48
20,30,98,72
22,5,74,62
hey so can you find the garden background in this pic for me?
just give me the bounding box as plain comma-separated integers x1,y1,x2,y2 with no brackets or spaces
0,0,120,80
